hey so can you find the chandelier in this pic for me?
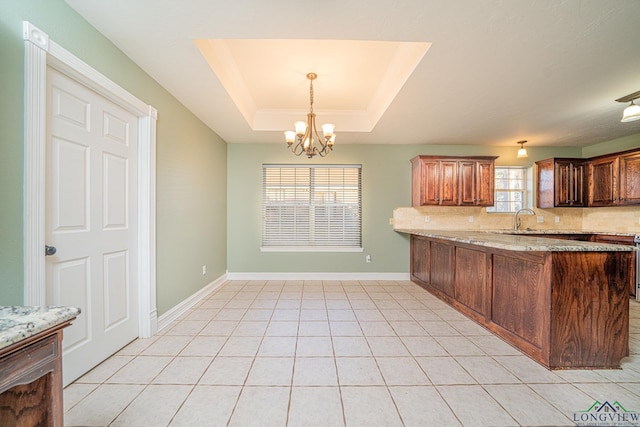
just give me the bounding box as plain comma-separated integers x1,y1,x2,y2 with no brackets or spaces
284,72,336,158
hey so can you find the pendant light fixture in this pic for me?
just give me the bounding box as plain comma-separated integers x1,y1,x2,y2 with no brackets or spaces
615,90,640,123
516,140,528,158
284,73,335,158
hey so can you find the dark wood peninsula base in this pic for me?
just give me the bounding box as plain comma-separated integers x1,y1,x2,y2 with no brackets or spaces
0,307,78,427
410,234,633,369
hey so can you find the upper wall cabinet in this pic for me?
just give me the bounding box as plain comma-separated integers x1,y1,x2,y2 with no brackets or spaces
536,147,640,208
588,149,640,206
411,155,497,207
536,158,587,208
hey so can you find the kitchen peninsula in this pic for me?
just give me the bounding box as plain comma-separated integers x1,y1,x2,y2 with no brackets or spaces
397,229,636,369
0,306,79,426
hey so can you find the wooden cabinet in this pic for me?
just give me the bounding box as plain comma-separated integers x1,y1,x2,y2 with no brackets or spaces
459,159,495,206
410,235,430,284
0,321,74,426
588,148,640,206
411,155,497,207
536,158,587,207
454,247,489,317
430,240,455,296
409,234,632,369
535,147,640,208
409,236,454,296
620,151,640,204
415,158,458,206
588,155,619,206
592,234,637,297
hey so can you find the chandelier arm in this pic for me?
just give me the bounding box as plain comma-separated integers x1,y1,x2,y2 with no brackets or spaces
289,141,306,156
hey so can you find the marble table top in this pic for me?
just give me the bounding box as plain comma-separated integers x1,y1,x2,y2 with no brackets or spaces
395,229,639,252
0,306,80,351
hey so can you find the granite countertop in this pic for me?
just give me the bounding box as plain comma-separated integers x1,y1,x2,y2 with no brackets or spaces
0,306,81,351
395,229,639,252
490,229,638,237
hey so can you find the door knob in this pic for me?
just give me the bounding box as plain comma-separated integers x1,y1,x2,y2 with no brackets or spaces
45,245,57,256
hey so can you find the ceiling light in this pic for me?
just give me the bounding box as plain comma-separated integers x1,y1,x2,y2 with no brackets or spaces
615,90,640,123
284,73,335,158
516,140,528,158
621,101,640,123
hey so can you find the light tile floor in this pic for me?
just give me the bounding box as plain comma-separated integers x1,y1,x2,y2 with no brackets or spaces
64,280,640,426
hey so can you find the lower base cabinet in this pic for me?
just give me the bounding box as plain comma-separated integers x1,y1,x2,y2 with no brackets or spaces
409,235,632,369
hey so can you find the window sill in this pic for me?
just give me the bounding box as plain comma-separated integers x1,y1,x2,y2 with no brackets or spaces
261,246,364,253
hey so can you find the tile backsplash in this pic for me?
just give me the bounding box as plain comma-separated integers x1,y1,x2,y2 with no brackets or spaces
393,205,640,234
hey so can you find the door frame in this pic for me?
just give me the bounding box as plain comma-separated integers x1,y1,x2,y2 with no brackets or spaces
23,21,158,337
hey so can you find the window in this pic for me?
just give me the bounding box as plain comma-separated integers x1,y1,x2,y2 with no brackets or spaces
262,164,362,251
486,167,529,213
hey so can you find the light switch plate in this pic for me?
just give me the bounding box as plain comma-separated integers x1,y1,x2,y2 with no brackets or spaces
537,216,544,223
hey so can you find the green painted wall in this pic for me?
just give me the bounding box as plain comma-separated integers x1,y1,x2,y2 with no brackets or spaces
2,0,638,311
0,0,227,314
582,133,640,158
226,143,581,274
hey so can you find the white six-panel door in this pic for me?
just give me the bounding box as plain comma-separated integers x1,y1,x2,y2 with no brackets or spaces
45,67,139,385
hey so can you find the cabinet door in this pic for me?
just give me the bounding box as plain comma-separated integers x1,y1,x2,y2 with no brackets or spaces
555,161,587,207
421,160,441,205
410,236,430,285
439,161,458,205
475,160,495,206
536,159,555,208
431,241,454,296
454,247,489,318
588,156,618,206
554,162,572,206
571,162,587,206
458,161,476,205
619,152,640,205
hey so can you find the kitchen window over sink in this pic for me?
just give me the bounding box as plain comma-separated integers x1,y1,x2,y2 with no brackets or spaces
486,166,532,213
262,164,362,252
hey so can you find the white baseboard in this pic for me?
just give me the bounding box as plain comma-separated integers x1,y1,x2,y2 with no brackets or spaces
225,272,410,281
157,273,227,332
157,272,410,333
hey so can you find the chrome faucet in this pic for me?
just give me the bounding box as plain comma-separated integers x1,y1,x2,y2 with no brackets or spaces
513,208,535,230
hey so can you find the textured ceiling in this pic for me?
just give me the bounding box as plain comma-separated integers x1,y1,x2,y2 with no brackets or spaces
64,0,640,147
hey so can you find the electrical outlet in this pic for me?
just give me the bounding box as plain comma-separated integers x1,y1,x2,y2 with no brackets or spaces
366,255,372,263
424,216,430,223
202,265,206,275
468,216,474,223
537,216,544,223
555,216,560,224
389,218,394,225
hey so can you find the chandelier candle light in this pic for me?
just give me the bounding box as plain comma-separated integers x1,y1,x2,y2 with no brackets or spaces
284,73,336,158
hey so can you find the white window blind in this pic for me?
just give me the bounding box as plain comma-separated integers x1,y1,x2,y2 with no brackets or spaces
262,164,362,251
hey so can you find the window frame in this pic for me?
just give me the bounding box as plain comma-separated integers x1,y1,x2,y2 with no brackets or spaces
261,164,363,253
486,166,532,213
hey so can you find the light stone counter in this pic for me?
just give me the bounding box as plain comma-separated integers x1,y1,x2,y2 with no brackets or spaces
395,229,638,252
0,306,80,350
490,229,638,237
